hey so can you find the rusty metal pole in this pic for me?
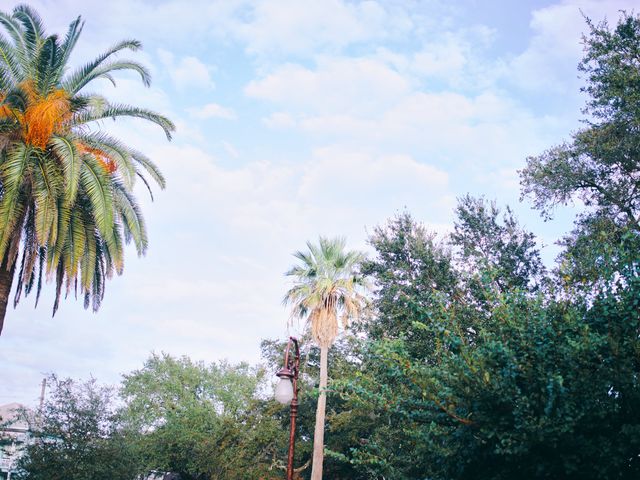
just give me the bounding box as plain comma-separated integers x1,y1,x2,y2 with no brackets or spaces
277,337,300,480
286,337,300,480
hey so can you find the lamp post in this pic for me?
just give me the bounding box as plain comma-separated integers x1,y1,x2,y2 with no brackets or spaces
274,336,300,480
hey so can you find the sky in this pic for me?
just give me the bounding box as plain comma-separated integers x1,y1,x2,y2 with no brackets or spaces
0,0,636,405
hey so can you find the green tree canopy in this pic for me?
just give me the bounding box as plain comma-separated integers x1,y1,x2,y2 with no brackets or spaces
16,375,139,480
451,195,545,293
520,12,640,233
120,353,285,480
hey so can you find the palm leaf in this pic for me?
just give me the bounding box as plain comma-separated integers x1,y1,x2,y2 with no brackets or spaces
0,117,18,135
136,171,155,201
79,154,114,241
57,16,83,77
34,34,60,96
1,85,28,112
0,11,27,73
80,211,97,293
68,60,151,94
0,143,31,260
50,135,81,207
74,103,175,140
105,220,124,275
32,151,63,247
12,5,45,50
62,39,142,93
114,183,147,255
132,150,165,189
78,131,136,188
0,33,20,84
62,209,86,280
46,199,70,273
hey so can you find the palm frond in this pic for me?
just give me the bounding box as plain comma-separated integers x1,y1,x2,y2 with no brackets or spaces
34,34,61,96
50,135,80,207
68,93,108,114
33,247,45,305
62,39,142,93
0,143,31,260
132,150,165,188
79,154,114,241
135,171,154,201
67,210,86,279
47,200,70,273
52,260,64,316
77,131,136,188
57,16,83,74
80,211,97,292
105,220,124,275
0,117,18,135
12,5,45,53
0,33,20,84
32,151,63,246
114,183,147,255
74,103,175,140
1,85,28,112
283,236,368,347
0,11,27,73
67,60,151,94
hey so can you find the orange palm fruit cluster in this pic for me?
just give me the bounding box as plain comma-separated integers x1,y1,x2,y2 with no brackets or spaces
76,143,118,173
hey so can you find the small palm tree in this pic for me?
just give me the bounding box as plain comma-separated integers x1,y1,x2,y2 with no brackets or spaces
284,236,367,480
0,5,174,334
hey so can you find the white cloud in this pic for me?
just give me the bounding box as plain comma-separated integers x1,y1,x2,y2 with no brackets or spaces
237,0,412,55
4,0,416,59
1,0,249,45
158,49,215,90
189,103,237,120
248,51,557,173
140,139,454,247
246,56,412,114
221,141,240,158
507,0,638,93
298,147,449,207
263,112,296,128
412,37,468,79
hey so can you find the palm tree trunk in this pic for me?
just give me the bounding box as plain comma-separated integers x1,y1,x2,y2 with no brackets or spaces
311,345,329,480
0,247,17,336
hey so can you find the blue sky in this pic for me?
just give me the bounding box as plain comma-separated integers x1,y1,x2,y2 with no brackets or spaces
0,0,635,404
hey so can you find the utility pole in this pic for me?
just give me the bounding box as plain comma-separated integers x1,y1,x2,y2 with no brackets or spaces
39,378,46,410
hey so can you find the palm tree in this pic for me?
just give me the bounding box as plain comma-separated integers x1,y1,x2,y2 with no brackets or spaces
284,236,367,480
0,5,174,335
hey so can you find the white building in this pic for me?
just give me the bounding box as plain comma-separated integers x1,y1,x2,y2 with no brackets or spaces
0,403,31,480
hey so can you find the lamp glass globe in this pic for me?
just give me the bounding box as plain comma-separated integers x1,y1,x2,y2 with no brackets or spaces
274,377,294,404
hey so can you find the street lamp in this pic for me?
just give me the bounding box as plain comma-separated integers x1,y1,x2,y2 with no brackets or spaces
275,336,300,480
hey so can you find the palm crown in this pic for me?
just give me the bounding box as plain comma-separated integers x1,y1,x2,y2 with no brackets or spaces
284,236,367,347
0,5,175,332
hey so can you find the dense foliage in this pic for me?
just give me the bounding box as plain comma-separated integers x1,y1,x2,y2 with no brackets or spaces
16,375,138,480
120,353,286,480
327,11,640,480
333,237,640,479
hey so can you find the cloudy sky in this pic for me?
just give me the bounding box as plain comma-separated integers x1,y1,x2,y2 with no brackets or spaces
0,0,635,405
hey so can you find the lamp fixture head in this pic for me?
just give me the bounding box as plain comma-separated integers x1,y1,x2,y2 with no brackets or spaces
274,377,294,404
